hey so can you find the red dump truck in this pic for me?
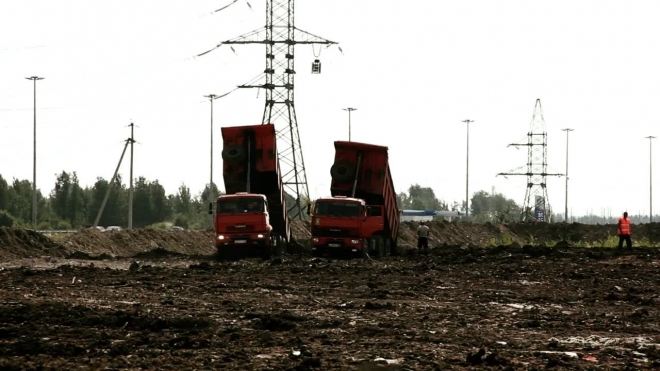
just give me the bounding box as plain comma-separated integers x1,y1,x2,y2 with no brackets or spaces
208,124,290,258
307,141,400,257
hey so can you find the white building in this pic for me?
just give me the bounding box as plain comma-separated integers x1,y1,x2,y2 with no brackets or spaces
400,210,465,222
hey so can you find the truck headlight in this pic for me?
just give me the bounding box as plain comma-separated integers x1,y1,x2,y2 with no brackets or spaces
257,234,264,238
217,235,225,240
312,237,319,243
351,239,359,244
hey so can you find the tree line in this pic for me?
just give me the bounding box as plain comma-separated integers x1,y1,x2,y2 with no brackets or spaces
0,171,529,230
396,184,522,222
0,172,222,230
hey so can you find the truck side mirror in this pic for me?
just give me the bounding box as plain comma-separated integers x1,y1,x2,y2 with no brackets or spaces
306,204,311,216
208,202,213,215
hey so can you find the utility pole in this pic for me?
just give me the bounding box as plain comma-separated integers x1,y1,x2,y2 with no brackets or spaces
462,119,473,217
25,76,44,229
205,94,218,223
343,108,357,141
127,122,136,229
646,136,656,223
562,128,574,222
93,139,131,228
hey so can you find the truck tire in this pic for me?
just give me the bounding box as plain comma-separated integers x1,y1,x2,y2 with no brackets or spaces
384,238,391,257
278,236,287,254
222,145,246,162
373,236,384,258
269,235,283,258
362,238,373,259
330,160,356,183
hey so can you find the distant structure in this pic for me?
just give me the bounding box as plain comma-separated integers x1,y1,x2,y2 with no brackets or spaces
498,99,563,222
400,210,465,222
198,0,339,220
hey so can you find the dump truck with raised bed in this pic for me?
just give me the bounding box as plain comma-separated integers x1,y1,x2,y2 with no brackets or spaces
307,141,400,257
208,123,290,258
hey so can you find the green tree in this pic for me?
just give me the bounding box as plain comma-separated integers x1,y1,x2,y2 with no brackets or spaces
132,177,152,227
150,180,170,223
173,183,192,215
398,184,447,211
0,210,15,227
0,175,8,211
200,182,220,204
7,179,47,225
470,190,521,222
87,175,127,227
50,171,85,227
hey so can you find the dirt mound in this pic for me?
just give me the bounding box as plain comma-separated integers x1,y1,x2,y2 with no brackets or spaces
0,227,67,260
60,229,215,258
397,221,660,248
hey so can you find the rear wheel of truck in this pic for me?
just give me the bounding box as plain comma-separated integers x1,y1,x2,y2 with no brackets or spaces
268,236,280,258
373,236,384,258
278,236,287,254
384,238,391,257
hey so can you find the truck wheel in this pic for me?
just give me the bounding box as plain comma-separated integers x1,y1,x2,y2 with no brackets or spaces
384,238,391,257
278,236,287,254
222,145,246,162
270,236,283,258
373,236,384,258
392,235,403,256
330,160,356,183
362,239,372,259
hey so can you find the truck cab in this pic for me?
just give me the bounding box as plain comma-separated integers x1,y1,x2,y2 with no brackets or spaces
309,195,389,256
309,196,364,254
213,193,276,248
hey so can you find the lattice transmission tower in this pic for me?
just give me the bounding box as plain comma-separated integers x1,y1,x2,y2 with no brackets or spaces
498,99,563,221
199,0,338,220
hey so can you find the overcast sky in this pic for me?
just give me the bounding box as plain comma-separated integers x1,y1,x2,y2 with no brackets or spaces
1,0,659,217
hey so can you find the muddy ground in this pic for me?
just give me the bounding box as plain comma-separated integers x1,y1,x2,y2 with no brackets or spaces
1,246,660,370
4,221,660,262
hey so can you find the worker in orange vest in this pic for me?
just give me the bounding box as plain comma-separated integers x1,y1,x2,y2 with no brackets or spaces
617,211,632,249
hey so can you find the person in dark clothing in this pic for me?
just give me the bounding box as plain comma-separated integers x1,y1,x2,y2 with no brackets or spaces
617,211,632,249
417,221,430,249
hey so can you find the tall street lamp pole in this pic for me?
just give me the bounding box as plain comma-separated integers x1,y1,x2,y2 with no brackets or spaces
462,119,473,217
646,136,656,223
205,94,218,221
343,108,357,141
562,128,574,223
25,76,44,229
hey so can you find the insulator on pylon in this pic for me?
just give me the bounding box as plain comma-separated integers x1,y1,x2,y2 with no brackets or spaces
311,59,321,74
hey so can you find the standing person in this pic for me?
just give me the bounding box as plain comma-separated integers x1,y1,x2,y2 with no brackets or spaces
617,211,632,249
417,221,430,250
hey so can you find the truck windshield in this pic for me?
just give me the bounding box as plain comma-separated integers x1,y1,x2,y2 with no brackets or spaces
217,198,265,214
315,201,361,217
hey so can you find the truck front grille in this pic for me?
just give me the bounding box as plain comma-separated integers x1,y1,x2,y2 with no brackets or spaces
313,227,354,237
